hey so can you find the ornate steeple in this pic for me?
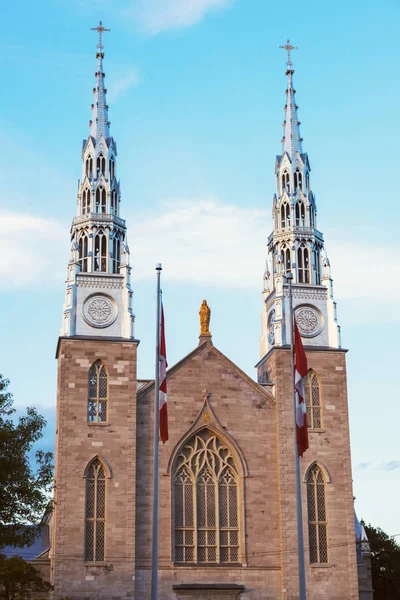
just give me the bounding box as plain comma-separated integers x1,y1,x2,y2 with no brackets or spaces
60,23,134,339
280,40,303,157
90,22,110,140
259,42,340,357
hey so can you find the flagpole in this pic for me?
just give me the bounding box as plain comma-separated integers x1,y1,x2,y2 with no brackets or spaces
286,271,307,600
151,263,162,600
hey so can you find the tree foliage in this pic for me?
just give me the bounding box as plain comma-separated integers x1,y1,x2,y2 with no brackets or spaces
0,375,53,548
364,523,400,600
0,554,52,600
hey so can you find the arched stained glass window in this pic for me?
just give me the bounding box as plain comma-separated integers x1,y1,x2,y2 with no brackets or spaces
174,429,239,564
304,370,322,429
85,458,106,562
306,464,328,564
88,361,108,422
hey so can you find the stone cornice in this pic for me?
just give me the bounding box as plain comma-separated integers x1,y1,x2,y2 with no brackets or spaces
76,274,124,289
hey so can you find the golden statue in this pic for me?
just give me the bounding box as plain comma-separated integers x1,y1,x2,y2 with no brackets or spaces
199,300,211,335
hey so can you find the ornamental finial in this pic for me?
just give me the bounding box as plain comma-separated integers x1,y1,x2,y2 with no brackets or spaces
199,300,211,336
279,38,298,67
91,20,111,50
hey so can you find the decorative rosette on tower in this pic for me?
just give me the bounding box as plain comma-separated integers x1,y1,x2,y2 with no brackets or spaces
61,22,134,339
259,40,340,357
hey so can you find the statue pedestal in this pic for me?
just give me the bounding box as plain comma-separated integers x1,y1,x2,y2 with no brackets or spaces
198,333,212,346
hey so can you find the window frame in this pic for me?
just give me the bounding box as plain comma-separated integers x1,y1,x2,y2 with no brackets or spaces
306,463,329,565
304,369,323,430
88,360,108,423
84,458,107,563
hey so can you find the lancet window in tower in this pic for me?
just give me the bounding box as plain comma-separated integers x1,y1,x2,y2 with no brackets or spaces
95,186,106,214
109,156,115,180
282,170,290,194
88,360,108,422
281,245,291,273
297,244,310,283
305,171,309,194
111,190,117,215
82,188,91,215
78,233,89,272
294,168,303,192
309,204,315,228
86,155,94,179
307,464,328,564
112,234,121,274
312,248,321,285
96,153,106,177
304,370,322,429
280,202,290,229
94,230,108,272
85,458,106,562
174,429,240,564
295,201,306,227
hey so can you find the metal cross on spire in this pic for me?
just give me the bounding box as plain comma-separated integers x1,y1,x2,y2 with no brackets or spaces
91,21,111,50
279,39,298,67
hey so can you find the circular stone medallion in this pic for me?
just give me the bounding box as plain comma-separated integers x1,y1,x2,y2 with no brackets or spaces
82,294,118,329
294,305,323,338
268,309,276,345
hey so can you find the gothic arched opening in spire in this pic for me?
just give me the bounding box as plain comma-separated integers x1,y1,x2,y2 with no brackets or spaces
85,155,93,179
78,232,89,272
94,230,108,272
96,153,106,177
96,186,106,214
82,188,91,215
281,170,290,195
280,202,290,229
295,200,306,227
112,233,122,274
297,244,310,283
294,168,303,192
109,156,115,180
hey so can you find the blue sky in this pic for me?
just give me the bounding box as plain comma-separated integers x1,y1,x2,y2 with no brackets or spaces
1,0,399,536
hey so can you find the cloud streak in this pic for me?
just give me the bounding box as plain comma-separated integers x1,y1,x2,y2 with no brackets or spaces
127,0,233,35
108,68,139,103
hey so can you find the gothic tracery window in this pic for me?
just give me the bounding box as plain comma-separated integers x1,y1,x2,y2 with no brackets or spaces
282,170,290,194
174,429,240,564
109,156,115,180
82,188,91,215
94,230,108,272
85,458,106,562
96,153,106,177
295,200,306,227
281,245,291,273
304,370,322,429
85,155,93,179
306,464,328,564
111,190,117,215
312,248,321,285
88,360,108,422
294,168,303,192
297,244,310,283
96,186,106,214
280,202,290,229
78,233,88,272
112,234,121,274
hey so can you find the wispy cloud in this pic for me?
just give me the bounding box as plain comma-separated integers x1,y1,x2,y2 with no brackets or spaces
379,461,400,471
357,462,372,470
108,68,139,103
127,0,233,35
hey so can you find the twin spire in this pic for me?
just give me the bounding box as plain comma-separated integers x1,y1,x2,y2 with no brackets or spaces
89,21,111,140
280,39,303,158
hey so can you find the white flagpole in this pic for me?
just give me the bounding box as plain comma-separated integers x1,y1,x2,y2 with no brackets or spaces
151,263,162,600
286,271,307,600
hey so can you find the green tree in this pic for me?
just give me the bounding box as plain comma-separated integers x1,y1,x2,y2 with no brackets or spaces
0,554,52,600
0,375,53,548
364,523,400,600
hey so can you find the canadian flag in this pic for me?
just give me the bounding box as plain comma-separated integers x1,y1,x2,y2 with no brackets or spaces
159,304,168,444
294,316,309,457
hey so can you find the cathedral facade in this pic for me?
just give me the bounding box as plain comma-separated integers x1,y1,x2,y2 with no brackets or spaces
47,28,371,600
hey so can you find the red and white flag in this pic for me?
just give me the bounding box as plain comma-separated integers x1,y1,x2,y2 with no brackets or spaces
294,316,308,457
159,304,168,444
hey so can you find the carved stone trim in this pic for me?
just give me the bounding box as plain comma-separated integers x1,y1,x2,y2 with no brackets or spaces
294,304,324,338
82,293,118,329
77,276,124,289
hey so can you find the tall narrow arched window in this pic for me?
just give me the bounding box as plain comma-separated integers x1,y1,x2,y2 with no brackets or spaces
280,202,290,229
85,458,106,562
94,231,108,272
109,157,115,180
88,361,108,422
305,171,310,193
306,464,328,564
304,370,322,429
174,429,240,564
309,205,315,228
82,188,91,215
294,168,303,192
111,190,117,215
112,235,121,274
85,155,93,179
282,170,290,194
96,153,106,177
312,248,321,285
95,187,106,214
281,245,291,273
297,244,310,283
295,201,306,227
78,233,88,272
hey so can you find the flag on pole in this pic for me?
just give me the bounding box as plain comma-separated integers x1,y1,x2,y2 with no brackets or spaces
294,316,308,457
159,304,168,443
